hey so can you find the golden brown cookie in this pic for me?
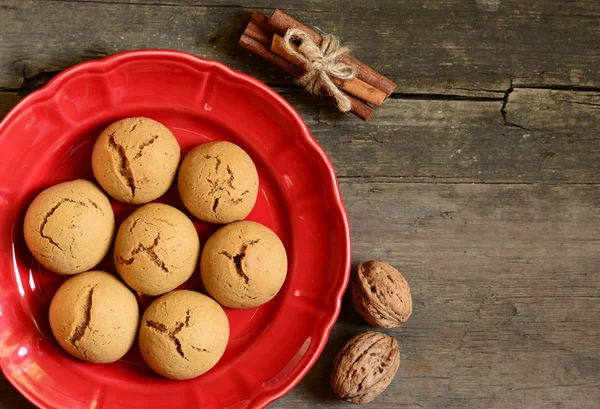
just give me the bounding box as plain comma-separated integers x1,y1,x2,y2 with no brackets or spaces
23,179,115,275
200,221,287,309
49,271,139,363
139,290,229,380
177,141,258,224
114,203,200,296
91,117,180,204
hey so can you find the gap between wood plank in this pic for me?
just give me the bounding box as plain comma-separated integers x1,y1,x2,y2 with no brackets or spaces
337,176,600,186
1,69,597,139
2,69,599,100
38,0,330,13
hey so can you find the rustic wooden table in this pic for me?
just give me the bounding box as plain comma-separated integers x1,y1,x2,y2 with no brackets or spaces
1,1,599,408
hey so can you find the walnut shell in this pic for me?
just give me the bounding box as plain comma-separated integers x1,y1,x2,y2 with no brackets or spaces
330,332,400,404
351,260,412,328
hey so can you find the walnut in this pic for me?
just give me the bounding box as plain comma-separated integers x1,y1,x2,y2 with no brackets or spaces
351,260,412,328
330,332,400,404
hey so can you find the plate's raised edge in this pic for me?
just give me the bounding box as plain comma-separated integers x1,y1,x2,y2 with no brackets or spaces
0,49,351,409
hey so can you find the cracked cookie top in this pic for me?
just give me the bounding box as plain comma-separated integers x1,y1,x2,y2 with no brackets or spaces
114,203,200,296
138,290,229,380
200,221,288,309
48,271,139,363
177,141,259,224
23,179,115,275
91,117,180,204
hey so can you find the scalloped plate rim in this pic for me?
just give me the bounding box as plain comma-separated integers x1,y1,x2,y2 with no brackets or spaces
0,49,351,409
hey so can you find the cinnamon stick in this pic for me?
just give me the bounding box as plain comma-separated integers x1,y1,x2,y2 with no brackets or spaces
270,34,386,107
267,9,397,97
239,34,374,121
342,94,376,122
250,11,272,34
244,21,271,46
239,34,304,77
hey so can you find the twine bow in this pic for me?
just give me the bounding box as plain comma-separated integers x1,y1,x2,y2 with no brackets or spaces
283,28,357,112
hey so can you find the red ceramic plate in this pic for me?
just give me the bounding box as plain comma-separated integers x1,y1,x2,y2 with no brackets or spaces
0,50,350,409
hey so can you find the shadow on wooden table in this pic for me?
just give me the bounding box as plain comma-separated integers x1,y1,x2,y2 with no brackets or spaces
0,377,36,409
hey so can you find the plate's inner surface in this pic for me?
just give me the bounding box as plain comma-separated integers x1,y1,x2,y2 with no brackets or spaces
0,53,349,409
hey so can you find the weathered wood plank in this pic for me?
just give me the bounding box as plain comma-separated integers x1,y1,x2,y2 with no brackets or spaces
1,0,600,93
3,87,599,183
271,181,600,409
504,88,600,132
280,87,600,183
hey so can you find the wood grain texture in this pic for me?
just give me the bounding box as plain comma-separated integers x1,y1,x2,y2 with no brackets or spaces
1,0,600,93
275,87,600,184
270,181,600,409
1,0,599,408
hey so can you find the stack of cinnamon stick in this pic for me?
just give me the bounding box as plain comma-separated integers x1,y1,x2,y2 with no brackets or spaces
239,9,397,121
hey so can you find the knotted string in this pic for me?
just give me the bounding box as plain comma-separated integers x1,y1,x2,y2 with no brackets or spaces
283,28,357,112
